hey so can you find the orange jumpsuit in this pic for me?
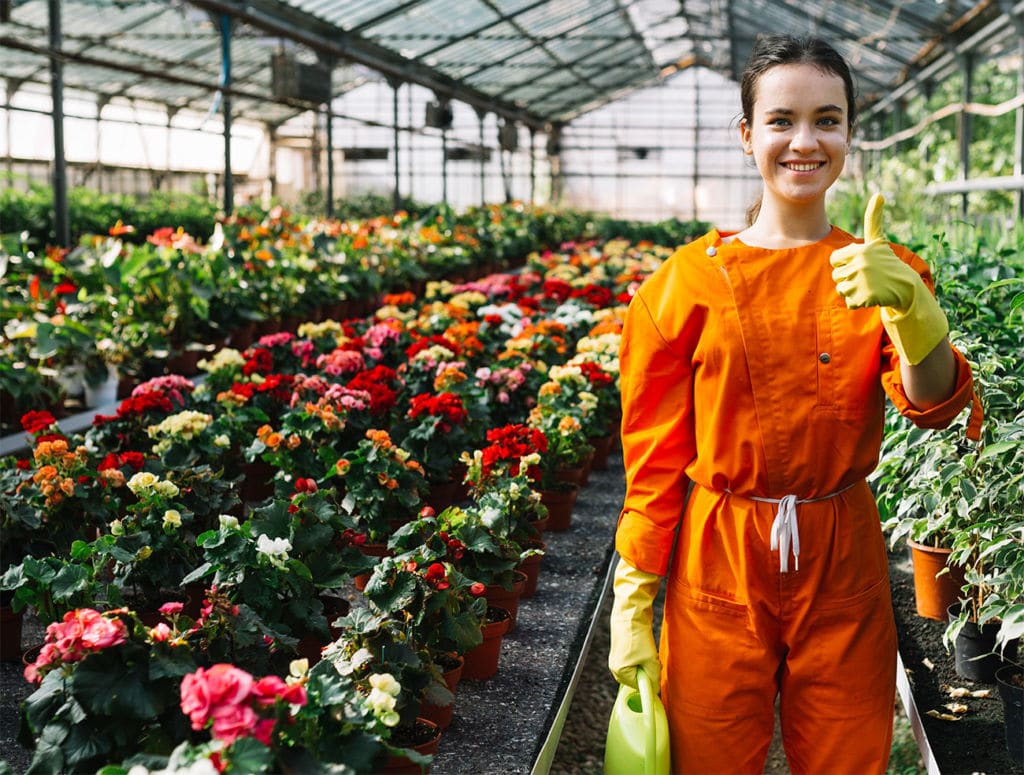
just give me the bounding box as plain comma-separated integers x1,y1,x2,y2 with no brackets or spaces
615,227,976,775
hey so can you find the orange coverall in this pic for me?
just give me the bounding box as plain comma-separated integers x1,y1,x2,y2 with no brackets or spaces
615,226,976,774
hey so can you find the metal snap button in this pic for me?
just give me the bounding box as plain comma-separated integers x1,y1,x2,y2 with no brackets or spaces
706,246,717,257
819,353,831,364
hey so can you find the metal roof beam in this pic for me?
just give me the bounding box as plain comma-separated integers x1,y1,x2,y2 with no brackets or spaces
185,0,549,130
862,0,1024,120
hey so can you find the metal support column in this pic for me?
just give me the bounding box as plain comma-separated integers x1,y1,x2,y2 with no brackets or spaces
390,78,401,213
48,0,69,246
693,72,700,221
441,127,448,204
219,13,233,215
477,108,487,206
325,105,334,218
529,128,536,206
958,53,974,219
267,124,278,204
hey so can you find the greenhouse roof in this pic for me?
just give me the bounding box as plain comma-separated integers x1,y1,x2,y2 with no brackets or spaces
1,0,1021,131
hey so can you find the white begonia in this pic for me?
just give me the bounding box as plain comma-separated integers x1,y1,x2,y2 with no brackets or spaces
199,347,246,373
127,471,158,495
479,504,503,529
369,672,401,697
213,434,231,448
155,480,180,498
110,519,124,536
256,534,292,567
218,514,239,529
162,509,182,529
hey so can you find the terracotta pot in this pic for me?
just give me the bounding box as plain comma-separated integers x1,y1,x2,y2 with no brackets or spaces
908,540,966,621
376,718,442,774
425,479,463,514
539,485,579,532
517,542,546,599
0,606,23,662
240,460,278,504
165,348,202,377
555,465,587,488
484,570,527,631
354,542,392,591
461,606,511,681
229,322,257,350
588,433,614,471
419,654,464,729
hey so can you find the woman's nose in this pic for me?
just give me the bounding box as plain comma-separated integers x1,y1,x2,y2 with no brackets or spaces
790,123,819,152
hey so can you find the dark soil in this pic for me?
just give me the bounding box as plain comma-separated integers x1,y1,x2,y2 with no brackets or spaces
888,541,1023,775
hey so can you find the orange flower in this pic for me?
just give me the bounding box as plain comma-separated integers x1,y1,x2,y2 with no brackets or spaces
384,477,398,490
376,472,390,486
335,459,351,475
366,429,393,449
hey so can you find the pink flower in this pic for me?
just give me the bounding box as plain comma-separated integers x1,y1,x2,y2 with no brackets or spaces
210,701,259,744
252,675,289,706
252,717,277,745
180,664,255,730
159,601,185,616
77,609,128,650
150,623,172,642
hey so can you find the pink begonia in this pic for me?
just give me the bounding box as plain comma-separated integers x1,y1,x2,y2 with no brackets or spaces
317,348,366,376
291,339,315,365
132,375,196,407
24,609,128,684
364,323,400,347
252,718,277,745
209,701,259,744
257,332,295,348
252,674,289,705
180,663,255,731
159,601,185,616
150,623,172,642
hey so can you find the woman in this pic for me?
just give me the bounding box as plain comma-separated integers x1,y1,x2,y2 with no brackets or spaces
608,34,979,774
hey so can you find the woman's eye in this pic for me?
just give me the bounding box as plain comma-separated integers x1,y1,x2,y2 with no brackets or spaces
819,117,840,126
770,118,790,127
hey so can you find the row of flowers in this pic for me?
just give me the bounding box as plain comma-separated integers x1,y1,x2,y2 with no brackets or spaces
0,202,599,423
0,236,677,773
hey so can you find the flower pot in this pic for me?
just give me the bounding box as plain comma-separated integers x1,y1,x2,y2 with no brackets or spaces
517,542,546,599
555,465,587,488
996,665,1024,764
229,322,257,351
83,367,119,409
425,479,463,513
947,603,1019,684
0,605,24,662
240,460,277,504
588,433,614,471
484,570,527,632
376,717,442,774
461,606,511,681
355,542,392,591
539,485,579,532
420,654,464,729
908,540,966,621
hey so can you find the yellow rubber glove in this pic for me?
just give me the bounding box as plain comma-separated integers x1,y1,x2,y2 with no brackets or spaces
830,193,949,365
608,556,662,691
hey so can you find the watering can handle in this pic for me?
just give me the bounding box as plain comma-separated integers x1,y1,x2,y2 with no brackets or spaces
635,665,658,775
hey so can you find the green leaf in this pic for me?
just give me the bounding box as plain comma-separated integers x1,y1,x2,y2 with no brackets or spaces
71,647,159,719
224,737,273,773
978,440,1017,460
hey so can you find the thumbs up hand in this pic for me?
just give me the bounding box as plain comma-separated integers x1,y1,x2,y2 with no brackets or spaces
829,192,948,365
830,193,918,311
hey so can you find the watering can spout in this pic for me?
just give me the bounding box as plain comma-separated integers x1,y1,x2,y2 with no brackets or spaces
603,666,670,775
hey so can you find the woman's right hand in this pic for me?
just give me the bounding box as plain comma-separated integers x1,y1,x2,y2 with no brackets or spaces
608,556,662,690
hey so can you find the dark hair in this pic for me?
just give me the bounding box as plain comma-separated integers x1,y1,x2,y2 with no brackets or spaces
741,35,857,224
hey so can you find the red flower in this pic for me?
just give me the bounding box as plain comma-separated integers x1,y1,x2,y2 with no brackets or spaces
542,278,573,301
405,335,462,359
407,392,468,426
242,348,274,376
21,410,57,435
469,582,486,597
424,562,450,591
570,284,614,308
577,361,615,389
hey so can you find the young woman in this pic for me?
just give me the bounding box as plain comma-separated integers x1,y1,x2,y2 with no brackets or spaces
608,34,979,774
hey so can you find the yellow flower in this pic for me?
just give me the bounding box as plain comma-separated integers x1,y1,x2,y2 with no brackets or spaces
163,509,182,529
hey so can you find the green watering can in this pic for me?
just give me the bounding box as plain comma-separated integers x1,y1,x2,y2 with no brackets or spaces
604,665,670,775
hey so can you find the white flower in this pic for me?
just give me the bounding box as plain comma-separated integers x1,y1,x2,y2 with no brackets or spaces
155,480,180,498
369,671,401,696
127,471,158,495
256,534,292,567
218,514,239,529
162,509,182,529
110,519,124,536
213,434,231,448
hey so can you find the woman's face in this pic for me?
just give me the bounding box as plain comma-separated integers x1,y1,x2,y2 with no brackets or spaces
740,63,851,209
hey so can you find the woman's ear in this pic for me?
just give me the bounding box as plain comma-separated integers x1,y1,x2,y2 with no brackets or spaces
739,118,753,155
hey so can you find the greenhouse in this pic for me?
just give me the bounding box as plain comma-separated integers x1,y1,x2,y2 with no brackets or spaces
1,1,1023,774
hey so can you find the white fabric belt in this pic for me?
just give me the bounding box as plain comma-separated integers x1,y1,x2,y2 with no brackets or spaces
727,483,857,574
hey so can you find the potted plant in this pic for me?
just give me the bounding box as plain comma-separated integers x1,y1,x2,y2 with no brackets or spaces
330,429,428,543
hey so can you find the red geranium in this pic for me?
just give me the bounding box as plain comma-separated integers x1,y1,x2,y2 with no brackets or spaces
407,392,468,431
